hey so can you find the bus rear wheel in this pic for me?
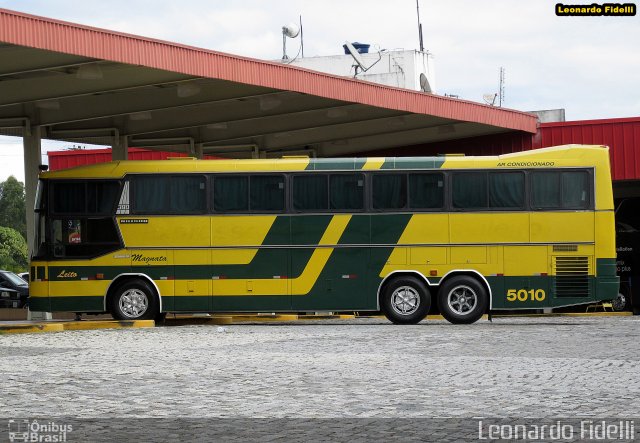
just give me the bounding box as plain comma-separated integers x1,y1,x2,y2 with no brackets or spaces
612,284,631,312
381,276,431,324
109,280,158,321
438,276,488,324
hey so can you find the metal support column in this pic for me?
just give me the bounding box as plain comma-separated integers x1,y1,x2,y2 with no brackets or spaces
112,135,128,160
23,125,52,320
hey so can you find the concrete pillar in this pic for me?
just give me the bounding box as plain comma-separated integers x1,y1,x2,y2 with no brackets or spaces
23,126,52,321
112,135,128,160
195,143,204,159
23,125,41,256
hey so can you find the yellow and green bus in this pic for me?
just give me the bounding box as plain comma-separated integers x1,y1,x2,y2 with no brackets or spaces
29,144,619,324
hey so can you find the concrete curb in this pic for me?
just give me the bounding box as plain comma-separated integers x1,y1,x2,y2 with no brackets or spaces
0,311,632,334
0,320,154,335
491,311,633,318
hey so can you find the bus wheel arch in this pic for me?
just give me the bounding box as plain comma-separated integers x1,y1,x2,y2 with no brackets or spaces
378,271,432,324
436,271,490,324
105,274,161,320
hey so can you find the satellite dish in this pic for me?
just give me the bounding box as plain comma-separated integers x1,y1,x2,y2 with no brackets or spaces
419,73,432,93
281,22,301,60
344,41,367,72
483,93,498,105
343,41,383,77
282,23,300,38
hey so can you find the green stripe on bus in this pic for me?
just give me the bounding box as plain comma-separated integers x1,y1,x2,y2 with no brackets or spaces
50,296,104,312
289,214,412,311
306,158,367,170
380,157,446,170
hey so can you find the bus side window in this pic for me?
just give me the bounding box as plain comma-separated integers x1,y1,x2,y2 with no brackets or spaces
489,171,525,209
372,173,407,210
562,171,589,208
329,174,364,211
531,170,590,210
213,176,249,212
452,172,488,209
293,175,329,211
531,171,560,209
408,173,444,209
250,175,285,212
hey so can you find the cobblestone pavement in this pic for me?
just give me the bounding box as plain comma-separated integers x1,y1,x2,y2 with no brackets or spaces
1,316,640,440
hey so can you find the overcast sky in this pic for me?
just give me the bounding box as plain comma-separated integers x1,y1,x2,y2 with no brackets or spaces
0,0,638,182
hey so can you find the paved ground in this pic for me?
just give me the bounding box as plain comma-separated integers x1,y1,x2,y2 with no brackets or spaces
1,316,640,441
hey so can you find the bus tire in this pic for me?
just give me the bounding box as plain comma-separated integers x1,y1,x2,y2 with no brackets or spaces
380,276,431,325
438,276,488,324
109,279,158,321
612,284,631,312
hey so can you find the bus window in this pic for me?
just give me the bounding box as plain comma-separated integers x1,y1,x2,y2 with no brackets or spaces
372,174,407,210
250,175,285,211
562,171,589,208
213,176,249,212
52,182,85,213
169,176,206,213
408,173,444,209
52,181,119,215
293,175,328,211
86,182,120,214
330,174,364,210
531,171,560,208
489,172,525,209
531,170,590,209
132,176,169,213
132,175,205,214
452,172,488,209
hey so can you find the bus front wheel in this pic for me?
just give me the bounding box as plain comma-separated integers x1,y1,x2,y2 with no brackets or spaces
438,276,488,324
109,280,158,321
381,276,431,324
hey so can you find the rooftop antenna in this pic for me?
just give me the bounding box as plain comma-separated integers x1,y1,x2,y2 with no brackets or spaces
344,41,382,77
416,0,425,52
299,15,304,58
281,22,300,61
499,67,505,106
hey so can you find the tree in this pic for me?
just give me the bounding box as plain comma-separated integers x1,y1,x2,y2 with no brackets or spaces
0,226,28,272
0,176,26,240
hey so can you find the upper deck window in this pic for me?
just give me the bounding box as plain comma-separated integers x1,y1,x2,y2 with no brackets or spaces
52,181,119,215
132,175,206,214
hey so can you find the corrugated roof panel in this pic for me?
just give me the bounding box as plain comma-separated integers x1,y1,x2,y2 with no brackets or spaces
358,117,640,181
0,8,537,134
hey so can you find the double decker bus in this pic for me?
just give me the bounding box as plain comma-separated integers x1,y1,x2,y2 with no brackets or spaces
29,145,619,324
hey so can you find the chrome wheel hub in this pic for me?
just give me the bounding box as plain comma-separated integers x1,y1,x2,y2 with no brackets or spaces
612,293,627,311
119,289,149,318
447,285,477,315
391,286,420,316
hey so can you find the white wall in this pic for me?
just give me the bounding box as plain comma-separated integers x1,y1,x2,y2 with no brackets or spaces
286,49,436,93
